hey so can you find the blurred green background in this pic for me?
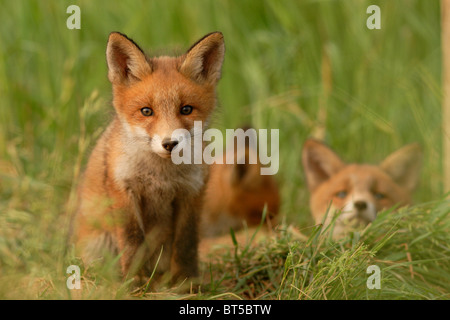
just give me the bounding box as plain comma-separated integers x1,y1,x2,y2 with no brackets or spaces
0,0,444,298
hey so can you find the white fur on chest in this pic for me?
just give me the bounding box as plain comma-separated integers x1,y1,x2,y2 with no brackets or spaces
113,141,204,202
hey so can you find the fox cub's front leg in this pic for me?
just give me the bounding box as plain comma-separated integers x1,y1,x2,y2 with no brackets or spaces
119,193,202,284
170,195,202,282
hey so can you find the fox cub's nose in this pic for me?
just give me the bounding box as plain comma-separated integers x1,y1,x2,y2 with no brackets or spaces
354,201,367,211
162,139,179,152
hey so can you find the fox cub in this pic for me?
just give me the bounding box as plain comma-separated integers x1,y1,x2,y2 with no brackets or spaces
73,32,225,283
302,139,422,238
200,131,280,237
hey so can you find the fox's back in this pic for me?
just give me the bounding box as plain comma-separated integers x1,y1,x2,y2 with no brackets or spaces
201,153,280,237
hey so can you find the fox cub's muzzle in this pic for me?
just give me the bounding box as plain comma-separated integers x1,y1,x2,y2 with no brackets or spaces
162,139,179,152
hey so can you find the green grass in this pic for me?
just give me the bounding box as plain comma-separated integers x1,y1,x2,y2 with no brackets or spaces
0,0,448,299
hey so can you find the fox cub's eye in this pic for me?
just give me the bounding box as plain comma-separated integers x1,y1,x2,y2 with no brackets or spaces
336,191,347,199
374,192,386,200
141,107,153,117
180,105,193,115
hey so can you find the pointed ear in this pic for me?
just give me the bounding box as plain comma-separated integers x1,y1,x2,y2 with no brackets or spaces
231,163,250,186
180,32,225,85
302,139,345,192
230,140,260,187
380,143,423,192
230,162,263,189
106,32,152,85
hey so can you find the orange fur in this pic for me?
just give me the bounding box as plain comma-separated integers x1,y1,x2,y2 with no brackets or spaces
302,138,422,238
200,134,280,237
72,32,225,284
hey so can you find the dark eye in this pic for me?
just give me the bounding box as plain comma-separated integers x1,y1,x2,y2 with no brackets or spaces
141,107,153,116
374,192,386,200
180,105,193,115
336,191,347,199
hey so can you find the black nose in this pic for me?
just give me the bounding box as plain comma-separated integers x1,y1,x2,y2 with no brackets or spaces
354,201,367,211
162,139,179,152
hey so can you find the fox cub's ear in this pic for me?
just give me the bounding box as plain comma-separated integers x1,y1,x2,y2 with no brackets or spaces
106,32,152,85
229,127,259,187
380,143,423,192
302,139,345,192
181,32,225,85
231,146,261,188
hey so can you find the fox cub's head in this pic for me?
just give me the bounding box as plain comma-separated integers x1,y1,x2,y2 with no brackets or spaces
106,32,225,158
302,139,422,237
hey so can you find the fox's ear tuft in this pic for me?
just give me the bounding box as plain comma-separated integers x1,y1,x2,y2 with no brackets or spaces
230,162,263,190
231,162,250,186
106,32,151,85
180,32,225,85
230,136,260,187
302,139,345,192
380,143,423,192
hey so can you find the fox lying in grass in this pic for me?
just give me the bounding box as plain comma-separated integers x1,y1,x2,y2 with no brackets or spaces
72,31,225,284
200,132,280,238
198,130,281,261
302,139,422,238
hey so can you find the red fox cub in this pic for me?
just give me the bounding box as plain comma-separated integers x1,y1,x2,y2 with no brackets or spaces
302,139,422,238
73,32,225,283
200,134,280,237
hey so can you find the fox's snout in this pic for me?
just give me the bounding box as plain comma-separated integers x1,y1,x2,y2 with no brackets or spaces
149,133,182,158
354,200,367,211
354,200,376,223
342,197,377,225
161,139,179,152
